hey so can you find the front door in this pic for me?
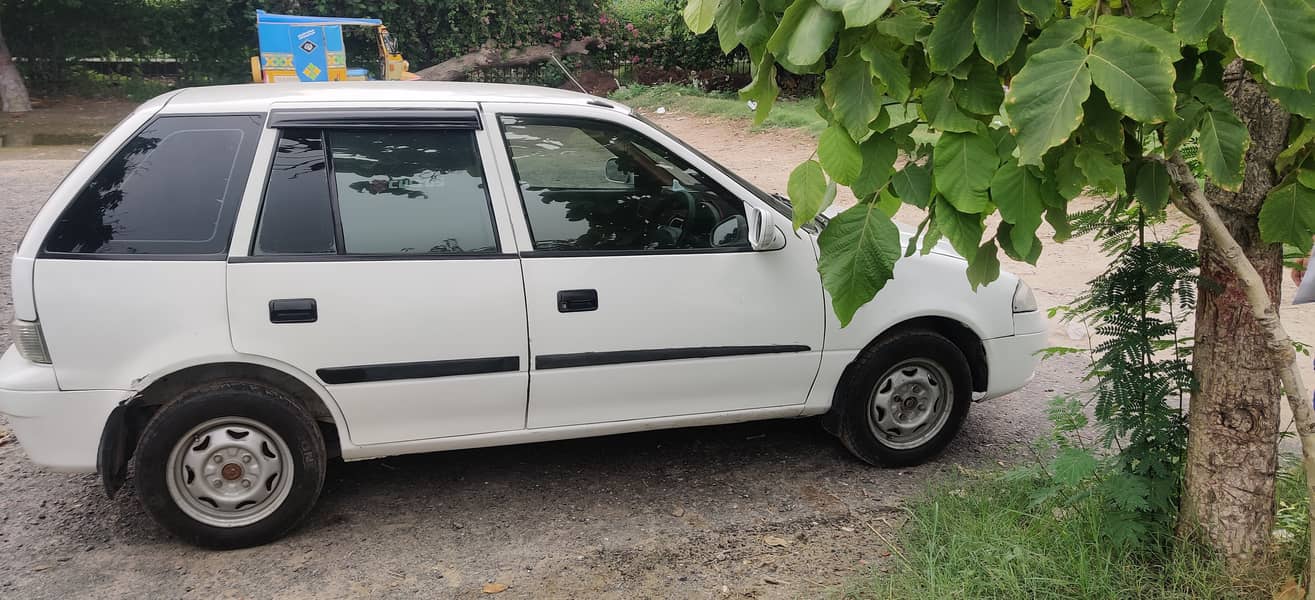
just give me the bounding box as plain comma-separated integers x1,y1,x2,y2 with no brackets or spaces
485,107,824,429
227,109,528,445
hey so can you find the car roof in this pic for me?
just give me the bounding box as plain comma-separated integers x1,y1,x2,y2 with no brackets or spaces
158,81,628,114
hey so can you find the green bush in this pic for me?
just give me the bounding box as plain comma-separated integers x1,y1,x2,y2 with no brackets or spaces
603,0,739,72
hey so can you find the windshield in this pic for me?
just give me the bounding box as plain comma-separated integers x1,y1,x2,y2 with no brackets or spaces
633,113,797,220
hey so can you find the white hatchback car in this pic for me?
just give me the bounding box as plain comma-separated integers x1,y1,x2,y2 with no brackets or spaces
0,83,1046,548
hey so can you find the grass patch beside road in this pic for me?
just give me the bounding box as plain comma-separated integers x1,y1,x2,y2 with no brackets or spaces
848,463,1308,600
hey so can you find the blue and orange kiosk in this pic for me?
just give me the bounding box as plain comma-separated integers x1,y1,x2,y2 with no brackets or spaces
251,10,416,83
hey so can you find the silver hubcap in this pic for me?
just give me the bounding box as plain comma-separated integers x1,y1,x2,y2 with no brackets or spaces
868,359,953,450
166,417,294,528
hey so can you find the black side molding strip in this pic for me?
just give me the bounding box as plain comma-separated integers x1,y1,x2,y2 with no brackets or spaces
318,356,520,384
536,345,810,370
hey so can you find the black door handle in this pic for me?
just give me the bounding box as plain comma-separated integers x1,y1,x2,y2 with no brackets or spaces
557,289,598,313
269,298,317,323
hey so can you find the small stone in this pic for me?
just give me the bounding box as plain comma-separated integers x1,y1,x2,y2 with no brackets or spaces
670,506,685,517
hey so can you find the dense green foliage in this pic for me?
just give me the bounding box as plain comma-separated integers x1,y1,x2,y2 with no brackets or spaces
610,0,733,71
687,0,1315,327
853,456,1308,599
2,0,609,83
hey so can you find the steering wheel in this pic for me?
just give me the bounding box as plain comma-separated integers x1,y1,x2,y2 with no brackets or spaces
669,182,699,247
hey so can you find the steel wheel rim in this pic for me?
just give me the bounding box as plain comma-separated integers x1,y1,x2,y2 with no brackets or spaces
165,416,294,528
867,359,954,450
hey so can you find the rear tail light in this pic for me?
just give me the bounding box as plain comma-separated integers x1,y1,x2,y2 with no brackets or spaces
12,319,51,364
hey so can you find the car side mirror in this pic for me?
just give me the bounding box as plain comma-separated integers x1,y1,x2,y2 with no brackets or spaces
603,157,633,184
745,205,784,251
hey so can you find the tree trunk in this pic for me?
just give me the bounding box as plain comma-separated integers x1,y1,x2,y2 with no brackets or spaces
0,17,31,113
415,38,601,81
1178,61,1290,566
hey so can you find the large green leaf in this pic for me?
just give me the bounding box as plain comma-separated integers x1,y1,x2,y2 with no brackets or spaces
788,160,831,229
1259,182,1315,252
1027,18,1088,58
877,8,929,45
768,0,844,69
1095,15,1180,58
1087,36,1177,123
974,0,1025,65
862,43,911,101
714,0,743,53
1222,0,1315,90
819,124,863,185
927,0,979,72
891,162,933,208
1198,106,1249,190
817,202,903,326
1162,99,1204,153
736,0,777,53
934,196,986,258
1135,160,1171,213
823,52,883,142
739,52,780,125
684,0,721,34
966,241,1002,291
817,0,892,27
924,76,984,133
954,59,1006,115
1018,0,1053,19
990,161,1045,256
1005,44,1092,165
853,134,899,198
1173,0,1225,43
1269,75,1315,118
1074,146,1127,195
1278,120,1315,172
935,131,999,213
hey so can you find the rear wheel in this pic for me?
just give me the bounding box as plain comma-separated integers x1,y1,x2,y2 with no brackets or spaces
836,329,973,467
134,381,326,549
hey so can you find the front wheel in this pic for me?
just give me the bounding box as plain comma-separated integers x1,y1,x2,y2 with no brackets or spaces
836,329,973,467
133,381,326,549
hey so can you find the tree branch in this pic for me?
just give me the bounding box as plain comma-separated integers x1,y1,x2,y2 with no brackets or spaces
414,38,603,81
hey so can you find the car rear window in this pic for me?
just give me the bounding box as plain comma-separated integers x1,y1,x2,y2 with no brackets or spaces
43,114,264,256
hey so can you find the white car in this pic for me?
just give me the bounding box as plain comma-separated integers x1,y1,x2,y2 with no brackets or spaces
0,83,1045,548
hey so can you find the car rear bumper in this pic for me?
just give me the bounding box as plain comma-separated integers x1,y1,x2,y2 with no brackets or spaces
0,347,128,473
980,310,1048,399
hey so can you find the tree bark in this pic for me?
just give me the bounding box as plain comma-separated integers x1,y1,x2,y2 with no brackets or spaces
1177,60,1291,567
415,38,602,81
0,16,32,113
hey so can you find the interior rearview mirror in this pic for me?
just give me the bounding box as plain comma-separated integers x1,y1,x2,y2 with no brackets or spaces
745,205,784,251
603,157,633,184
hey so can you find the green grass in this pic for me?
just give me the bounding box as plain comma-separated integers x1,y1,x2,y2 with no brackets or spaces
847,464,1308,600
611,84,938,145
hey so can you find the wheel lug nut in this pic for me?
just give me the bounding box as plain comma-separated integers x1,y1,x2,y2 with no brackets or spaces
242,455,252,464
242,480,251,488
213,455,222,463
213,480,224,487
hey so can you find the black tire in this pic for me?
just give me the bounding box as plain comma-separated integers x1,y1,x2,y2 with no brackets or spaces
835,329,973,467
133,380,326,549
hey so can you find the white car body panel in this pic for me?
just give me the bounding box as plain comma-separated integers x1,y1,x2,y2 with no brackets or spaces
0,82,1046,474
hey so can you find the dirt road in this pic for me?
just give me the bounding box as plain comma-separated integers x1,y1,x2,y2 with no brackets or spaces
0,101,1079,599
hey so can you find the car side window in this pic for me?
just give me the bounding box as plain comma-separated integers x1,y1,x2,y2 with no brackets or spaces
254,128,499,256
498,115,749,253
44,114,263,255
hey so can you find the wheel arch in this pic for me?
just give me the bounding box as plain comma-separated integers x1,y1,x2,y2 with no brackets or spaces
99,360,346,498
821,316,987,434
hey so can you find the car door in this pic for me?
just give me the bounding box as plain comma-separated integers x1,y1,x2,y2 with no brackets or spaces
226,107,529,445
482,104,825,429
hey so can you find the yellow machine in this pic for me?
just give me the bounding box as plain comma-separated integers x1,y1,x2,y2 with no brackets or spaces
250,10,418,83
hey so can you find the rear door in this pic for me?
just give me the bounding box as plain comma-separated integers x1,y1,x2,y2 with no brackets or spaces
226,107,529,446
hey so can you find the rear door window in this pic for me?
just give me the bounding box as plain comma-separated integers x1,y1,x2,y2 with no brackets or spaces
43,114,263,256
253,128,499,257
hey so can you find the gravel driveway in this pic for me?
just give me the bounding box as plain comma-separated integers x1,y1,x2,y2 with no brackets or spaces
0,135,1079,599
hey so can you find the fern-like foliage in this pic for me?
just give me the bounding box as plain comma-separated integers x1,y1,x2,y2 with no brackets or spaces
1045,199,1198,546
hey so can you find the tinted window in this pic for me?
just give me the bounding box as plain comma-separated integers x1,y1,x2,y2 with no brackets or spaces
44,114,263,255
499,115,749,252
254,129,337,255
329,130,497,255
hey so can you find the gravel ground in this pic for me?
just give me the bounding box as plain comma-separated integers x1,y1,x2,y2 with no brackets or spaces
0,117,1081,599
